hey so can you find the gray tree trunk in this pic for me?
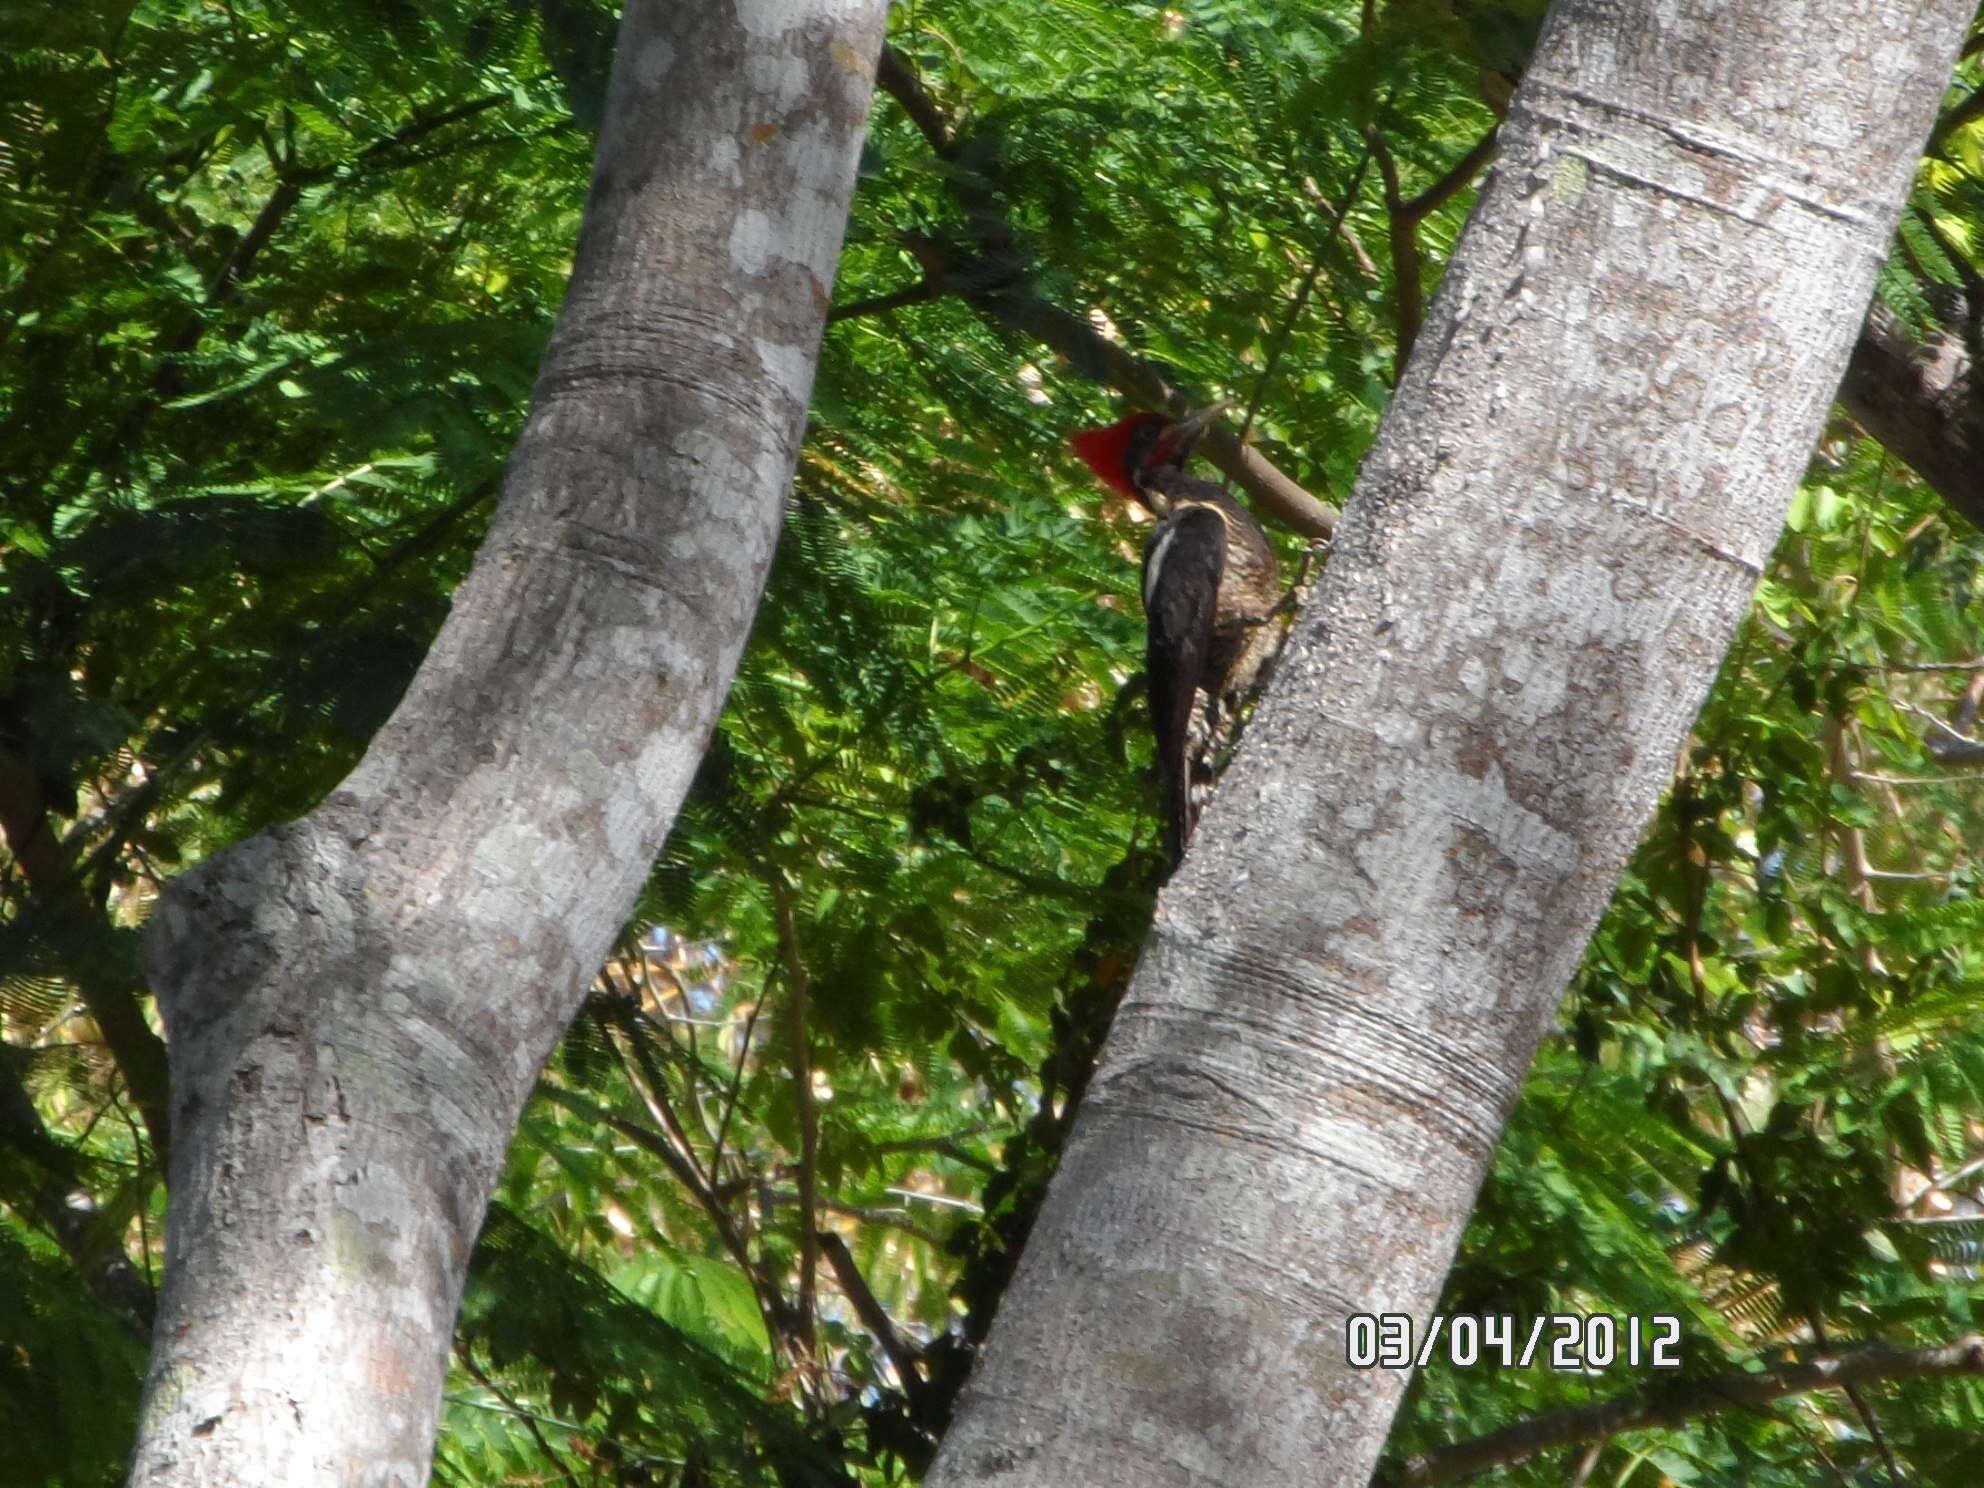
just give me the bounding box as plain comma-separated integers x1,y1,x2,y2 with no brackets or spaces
124,1,886,1482
924,3,1971,1486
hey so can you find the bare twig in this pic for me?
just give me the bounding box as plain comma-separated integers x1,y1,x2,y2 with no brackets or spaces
1367,125,1425,374
817,1230,933,1414
0,745,172,1157
1386,1336,1984,1486
876,44,955,155
1929,82,1984,154
1898,698,1984,764
1239,139,1377,447
1366,122,1501,378
1904,1152,1984,1204
827,276,948,322
541,1081,801,1358
1801,1307,1904,1488
455,1344,585,1488
1399,124,1501,224
709,984,766,1176
607,1002,714,1190
758,1190,946,1247
769,872,821,1355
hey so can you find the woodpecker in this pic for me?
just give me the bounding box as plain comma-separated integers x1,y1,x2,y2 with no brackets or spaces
1071,407,1280,864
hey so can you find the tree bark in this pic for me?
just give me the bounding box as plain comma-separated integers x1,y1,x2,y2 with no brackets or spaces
1839,298,1984,529
924,3,1971,1486
124,1,886,1483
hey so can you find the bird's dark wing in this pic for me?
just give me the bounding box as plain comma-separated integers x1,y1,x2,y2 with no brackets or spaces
1143,503,1226,865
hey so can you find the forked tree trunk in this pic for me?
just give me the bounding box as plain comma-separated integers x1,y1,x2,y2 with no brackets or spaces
925,3,1971,1485
125,2,887,1482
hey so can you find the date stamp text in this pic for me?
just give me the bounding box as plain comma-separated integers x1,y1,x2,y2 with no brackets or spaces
1345,1312,1682,1371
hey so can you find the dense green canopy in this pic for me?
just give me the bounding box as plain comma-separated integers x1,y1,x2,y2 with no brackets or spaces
5,1,1984,1482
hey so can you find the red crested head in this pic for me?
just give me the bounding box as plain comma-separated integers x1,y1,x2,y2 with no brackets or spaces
1069,412,1173,499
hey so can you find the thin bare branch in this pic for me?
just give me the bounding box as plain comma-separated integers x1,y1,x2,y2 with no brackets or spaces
1930,82,1984,152
454,1345,585,1488
1367,125,1425,374
1386,1336,1984,1486
1399,124,1501,223
876,43,955,156
1240,139,1377,448
540,1079,802,1359
828,276,947,322
817,1230,934,1414
770,872,822,1355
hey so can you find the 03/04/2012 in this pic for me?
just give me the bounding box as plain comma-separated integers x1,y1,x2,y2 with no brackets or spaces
1345,1312,1683,1372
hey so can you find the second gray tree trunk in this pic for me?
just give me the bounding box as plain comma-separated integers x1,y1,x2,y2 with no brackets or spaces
925,2,1972,1485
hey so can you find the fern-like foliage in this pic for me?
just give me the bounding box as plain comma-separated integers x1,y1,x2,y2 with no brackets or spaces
7,1,1984,1486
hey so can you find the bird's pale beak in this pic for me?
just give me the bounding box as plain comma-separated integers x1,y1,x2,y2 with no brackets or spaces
1164,396,1236,445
